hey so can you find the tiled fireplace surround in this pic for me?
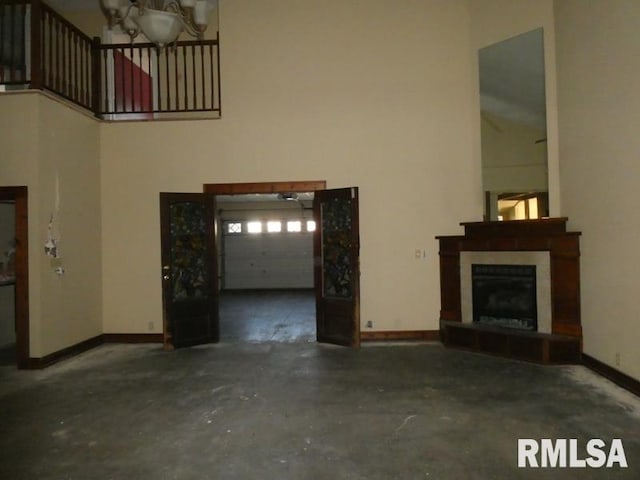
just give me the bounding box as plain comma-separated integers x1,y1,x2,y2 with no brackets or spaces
437,218,582,364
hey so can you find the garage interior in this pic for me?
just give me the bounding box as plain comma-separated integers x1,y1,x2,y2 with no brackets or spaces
217,193,316,343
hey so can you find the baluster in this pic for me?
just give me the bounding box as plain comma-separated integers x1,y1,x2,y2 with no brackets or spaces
102,47,109,114
19,0,25,81
216,37,221,112
80,37,86,105
55,19,61,92
166,48,171,110
173,46,179,111
9,0,15,81
47,11,53,88
200,44,205,111
209,45,216,110
119,47,125,113
182,44,187,111
138,46,144,112
73,32,78,101
63,23,68,95
191,43,196,110
32,0,43,88
90,36,101,117
0,0,5,83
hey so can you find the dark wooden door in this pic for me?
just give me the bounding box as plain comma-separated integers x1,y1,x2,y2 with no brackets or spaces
160,193,218,349
314,187,360,347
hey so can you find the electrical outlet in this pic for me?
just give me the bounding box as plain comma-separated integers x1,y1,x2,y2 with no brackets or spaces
366,321,373,329
615,352,621,367
148,321,155,332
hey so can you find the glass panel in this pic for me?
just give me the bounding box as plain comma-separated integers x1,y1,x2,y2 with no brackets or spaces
287,220,302,232
306,220,316,232
227,222,241,234
267,221,282,233
170,202,208,301
321,197,352,298
247,221,262,234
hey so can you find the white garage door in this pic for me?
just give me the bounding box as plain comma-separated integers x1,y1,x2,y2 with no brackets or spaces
223,221,314,289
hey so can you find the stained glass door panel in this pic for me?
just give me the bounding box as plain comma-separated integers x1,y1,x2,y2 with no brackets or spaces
160,193,218,349
314,187,360,347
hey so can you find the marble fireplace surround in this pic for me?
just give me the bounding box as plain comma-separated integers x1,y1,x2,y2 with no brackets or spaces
460,251,551,334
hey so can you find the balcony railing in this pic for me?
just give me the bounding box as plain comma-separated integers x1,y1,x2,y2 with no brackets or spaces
0,0,221,119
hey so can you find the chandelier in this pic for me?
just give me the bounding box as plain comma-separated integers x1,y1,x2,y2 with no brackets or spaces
100,0,213,48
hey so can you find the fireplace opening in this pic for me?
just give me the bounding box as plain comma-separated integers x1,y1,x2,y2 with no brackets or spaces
472,264,537,331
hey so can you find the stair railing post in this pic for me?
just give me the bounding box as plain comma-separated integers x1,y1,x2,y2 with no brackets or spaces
29,0,42,90
91,36,101,118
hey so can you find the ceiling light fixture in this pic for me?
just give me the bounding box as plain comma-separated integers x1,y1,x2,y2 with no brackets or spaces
100,0,213,48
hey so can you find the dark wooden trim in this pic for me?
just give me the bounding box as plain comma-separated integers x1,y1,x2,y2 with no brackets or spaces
203,181,327,195
0,186,29,369
582,354,640,398
30,0,42,90
221,288,315,293
26,335,103,369
441,320,582,365
25,333,164,369
360,330,441,342
91,36,102,118
102,333,163,343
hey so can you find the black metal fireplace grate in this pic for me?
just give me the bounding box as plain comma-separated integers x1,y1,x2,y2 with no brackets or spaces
471,264,537,331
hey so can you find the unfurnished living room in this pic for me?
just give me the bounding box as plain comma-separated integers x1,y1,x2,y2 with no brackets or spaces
0,0,639,478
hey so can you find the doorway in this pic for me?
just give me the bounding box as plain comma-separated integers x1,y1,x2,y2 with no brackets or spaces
216,190,317,342
159,181,361,349
0,186,29,368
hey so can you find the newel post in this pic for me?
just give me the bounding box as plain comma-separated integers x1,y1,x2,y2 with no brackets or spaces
91,36,102,118
29,0,42,90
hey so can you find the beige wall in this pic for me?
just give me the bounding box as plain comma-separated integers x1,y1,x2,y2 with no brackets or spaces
555,0,640,380
100,0,481,334
469,0,560,216
0,93,102,357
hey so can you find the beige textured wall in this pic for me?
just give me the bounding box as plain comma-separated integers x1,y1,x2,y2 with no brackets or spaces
100,0,481,334
0,93,101,357
469,0,560,215
555,0,640,380
0,93,43,354
36,96,103,356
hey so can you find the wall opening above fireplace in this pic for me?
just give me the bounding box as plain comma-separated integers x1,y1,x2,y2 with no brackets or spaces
472,264,537,331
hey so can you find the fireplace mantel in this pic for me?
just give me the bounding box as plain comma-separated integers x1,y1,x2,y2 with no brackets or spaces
436,218,582,364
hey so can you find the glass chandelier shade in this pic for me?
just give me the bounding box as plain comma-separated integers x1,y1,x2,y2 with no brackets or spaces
100,0,211,48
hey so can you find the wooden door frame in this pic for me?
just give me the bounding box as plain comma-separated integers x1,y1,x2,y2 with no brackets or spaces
203,180,327,338
203,181,327,196
0,186,29,368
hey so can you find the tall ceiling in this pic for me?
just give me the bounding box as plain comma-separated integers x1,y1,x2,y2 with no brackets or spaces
46,2,547,132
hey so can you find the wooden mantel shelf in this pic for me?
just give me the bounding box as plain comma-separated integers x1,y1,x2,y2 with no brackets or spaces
436,218,582,364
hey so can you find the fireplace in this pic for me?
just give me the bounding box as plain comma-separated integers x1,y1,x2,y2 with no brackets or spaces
471,264,537,331
436,218,582,364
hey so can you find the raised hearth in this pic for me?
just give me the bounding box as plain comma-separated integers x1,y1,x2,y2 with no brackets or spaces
436,218,582,364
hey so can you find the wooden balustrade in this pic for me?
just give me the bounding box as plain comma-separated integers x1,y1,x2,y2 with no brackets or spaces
0,0,28,85
0,0,221,119
97,38,221,119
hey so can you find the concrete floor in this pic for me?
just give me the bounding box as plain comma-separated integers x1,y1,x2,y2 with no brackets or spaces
219,290,315,343
0,291,639,479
